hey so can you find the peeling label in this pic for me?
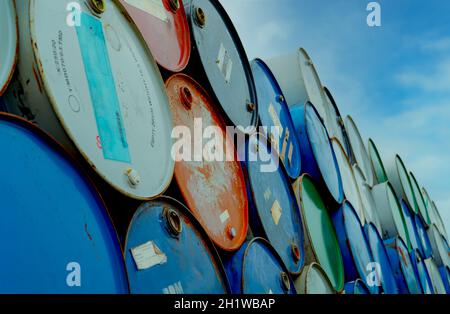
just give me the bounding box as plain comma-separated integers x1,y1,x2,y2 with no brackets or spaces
123,0,168,22
163,281,184,294
220,210,230,224
270,200,282,226
217,43,233,83
131,241,167,271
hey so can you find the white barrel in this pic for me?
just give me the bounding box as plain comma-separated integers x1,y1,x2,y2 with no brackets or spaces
409,171,430,226
264,48,327,116
4,0,174,200
372,182,410,247
353,164,382,233
430,201,448,240
0,0,17,95
331,138,365,225
294,263,335,294
424,258,447,294
322,87,346,144
344,116,375,187
427,224,450,268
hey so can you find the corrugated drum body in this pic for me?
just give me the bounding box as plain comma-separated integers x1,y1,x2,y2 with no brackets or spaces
295,263,335,294
251,59,301,179
187,0,258,130
8,0,174,200
244,134,304,275
119,0,191,72
291,103,343,204
125,198,229,294
293,175,344,292
0,114,128,293
0,0,17,95
166,74,248,251
224,238,296,294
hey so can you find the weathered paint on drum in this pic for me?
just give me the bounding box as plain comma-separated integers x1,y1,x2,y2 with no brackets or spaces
364,223,399,294
368,139,388,184
264,48,327,119
409,172,431,226
344,116,376,187
344,280,370,295
243,133,304,275
427,224,450,268
414,213,433,259
290,102,343,204
186,0,258,131
250,59,301,179
0,113,129,293
119,0,191,72
384,237,421,294
400,200,422,254
165,74,248,251
410,250,434,294
372,182,411,249
292,175,345,293
0,0,17,96
294,263,335,294
424,258,447,294
223,238,296,294
124,197,229,294
7,0,174,200
385,155,418,215
353,164,383,233
331,138,365,224
332,201,379,294
439,266,450,293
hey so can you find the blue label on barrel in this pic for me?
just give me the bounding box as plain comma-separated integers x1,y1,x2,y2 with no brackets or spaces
76,13,130,163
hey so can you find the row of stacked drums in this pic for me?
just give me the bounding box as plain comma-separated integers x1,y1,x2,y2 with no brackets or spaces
0,0,448,294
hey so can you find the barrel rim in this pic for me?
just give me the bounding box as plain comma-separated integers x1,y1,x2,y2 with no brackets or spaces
298,262,336,294
345,278,370,294
393,154,418,213
409,171,431,224
368,138,388,184
297,48,326,103
0,0,18,96
124,195,232,294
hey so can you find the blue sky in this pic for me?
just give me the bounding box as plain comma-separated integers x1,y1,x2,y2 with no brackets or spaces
219,0,450,237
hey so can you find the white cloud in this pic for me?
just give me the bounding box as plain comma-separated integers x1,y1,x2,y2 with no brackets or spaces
396,58,450,92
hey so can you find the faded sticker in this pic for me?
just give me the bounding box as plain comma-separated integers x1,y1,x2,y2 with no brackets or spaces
220,210,230,224
131,241,167,271
123,0,168,22
271,200,282,226
217,43,233,83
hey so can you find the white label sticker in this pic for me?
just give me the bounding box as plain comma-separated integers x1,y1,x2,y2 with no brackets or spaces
271,200,282,226
124,0,168,22
163,281,184,294
131,241,167,271
220,210,230,224
217,43,233,83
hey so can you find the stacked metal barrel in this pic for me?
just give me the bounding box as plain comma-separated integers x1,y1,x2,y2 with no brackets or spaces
0,0,448,294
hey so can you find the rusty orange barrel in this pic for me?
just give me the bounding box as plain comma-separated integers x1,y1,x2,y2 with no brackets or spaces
119,0,191,72
165,73,248,251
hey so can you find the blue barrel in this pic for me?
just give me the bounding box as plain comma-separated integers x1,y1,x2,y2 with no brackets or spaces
223,238,296,294
384,237,421,294
344,279,370,294
364,223,399,294
0,114,128,293
251,58,301,179
290,102,344,205
439,266,450,293
414,212,433,259
332,201,379,294
400,199,422,254
410,250,434,294
243,133,304,275
124,197,229,294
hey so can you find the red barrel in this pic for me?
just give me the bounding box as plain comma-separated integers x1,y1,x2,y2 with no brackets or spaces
165,74,248,251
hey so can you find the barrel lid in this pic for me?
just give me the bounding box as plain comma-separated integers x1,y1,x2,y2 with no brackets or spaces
411,250,434,294
0,113,129,293
413,213,433,259
392,155,419,214
439,266,450,293
409,172,431,225
305,103,344,204
245,133,304,275
344,279,370,295
250,58,301,179
368,139,388,184
353,164,382,233
331,138,365,225
427,224,450,268
364,223,399,294
295,263,335,294
296,174,345,292
344,115,375,187
29,0,174,199
119,0,191,72
0,0,18,95
400,200,421,253
165,73,248,251
322,87,346,145
430,201,447,239
187,0,258,130
124,197,229,294
424,258,447,294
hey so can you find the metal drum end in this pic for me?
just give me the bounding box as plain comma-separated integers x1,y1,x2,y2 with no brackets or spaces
168,0,180,13
280,272,291,292
180,87,193,109
164,207,183,237
88,0,106,15
291,243,301,263
194,7,206,28
246,102,256,112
